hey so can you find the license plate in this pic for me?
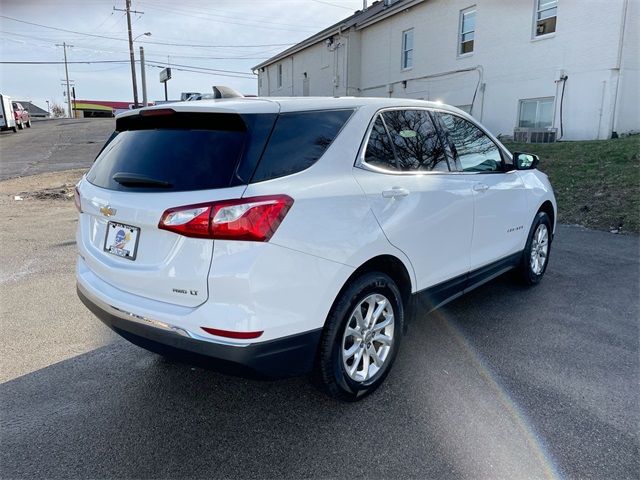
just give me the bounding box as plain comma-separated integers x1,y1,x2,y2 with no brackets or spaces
104,222,140,261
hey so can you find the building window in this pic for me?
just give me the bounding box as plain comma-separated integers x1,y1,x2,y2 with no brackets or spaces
518,97,554,128
277,64,283,88
402,29,414,70
459,7,475,55
535,0,557,37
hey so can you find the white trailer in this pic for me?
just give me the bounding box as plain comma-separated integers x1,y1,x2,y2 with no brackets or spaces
0,94,17,133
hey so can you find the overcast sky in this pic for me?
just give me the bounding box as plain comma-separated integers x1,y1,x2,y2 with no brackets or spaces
0,0,364,110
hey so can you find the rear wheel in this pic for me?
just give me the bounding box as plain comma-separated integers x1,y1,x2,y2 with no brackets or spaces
17,121,23,130
518,211,552,285
316,271,403,401
11,126,17,133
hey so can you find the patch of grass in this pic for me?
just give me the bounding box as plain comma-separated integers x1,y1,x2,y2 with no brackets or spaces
503,136,640,233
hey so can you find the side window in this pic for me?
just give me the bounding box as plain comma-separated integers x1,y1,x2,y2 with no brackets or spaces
364,116,398,171
382,110,449,172
251,109,353,183
439,113,503,172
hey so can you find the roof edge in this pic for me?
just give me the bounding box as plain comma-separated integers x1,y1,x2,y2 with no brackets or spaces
251,0,423,71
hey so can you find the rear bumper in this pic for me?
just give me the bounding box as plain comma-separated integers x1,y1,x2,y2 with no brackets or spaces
77,283,322,379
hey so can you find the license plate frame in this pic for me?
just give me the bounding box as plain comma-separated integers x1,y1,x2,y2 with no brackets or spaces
103,221,141,261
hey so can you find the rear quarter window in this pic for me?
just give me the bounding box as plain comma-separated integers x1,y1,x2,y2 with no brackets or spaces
251,109,354,183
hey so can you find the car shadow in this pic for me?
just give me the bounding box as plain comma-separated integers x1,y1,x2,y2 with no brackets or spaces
1,272,563,480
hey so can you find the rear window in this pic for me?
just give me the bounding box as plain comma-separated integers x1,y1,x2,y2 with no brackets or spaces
87,129,246,192
87,112,275,192
87,109,352,192
250,109,353,183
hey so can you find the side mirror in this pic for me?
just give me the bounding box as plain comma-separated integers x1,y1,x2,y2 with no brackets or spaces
513,152,539,170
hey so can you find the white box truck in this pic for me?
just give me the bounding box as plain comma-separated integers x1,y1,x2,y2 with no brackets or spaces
0,94,17,133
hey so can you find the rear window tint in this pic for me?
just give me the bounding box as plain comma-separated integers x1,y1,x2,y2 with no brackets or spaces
88,112,277,192
251,109,353,183
87,129,245,192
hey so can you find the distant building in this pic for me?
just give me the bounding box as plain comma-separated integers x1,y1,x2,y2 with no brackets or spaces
253,0,638,140
16,101,49,118
72,100,155,118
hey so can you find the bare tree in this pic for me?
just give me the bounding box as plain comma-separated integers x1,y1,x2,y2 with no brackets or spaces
50,103,66,118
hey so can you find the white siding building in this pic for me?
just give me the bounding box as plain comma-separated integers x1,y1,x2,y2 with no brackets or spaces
253,0,638,140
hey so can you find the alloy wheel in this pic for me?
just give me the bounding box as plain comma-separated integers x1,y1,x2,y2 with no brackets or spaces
341,293,395,383
530,223,549,275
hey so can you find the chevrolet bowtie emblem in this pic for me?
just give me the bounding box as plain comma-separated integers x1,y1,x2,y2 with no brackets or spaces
100,205,117,217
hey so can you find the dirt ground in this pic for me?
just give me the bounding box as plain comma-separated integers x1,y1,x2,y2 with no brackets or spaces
0,169,114,382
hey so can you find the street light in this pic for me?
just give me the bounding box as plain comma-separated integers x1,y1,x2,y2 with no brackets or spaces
134,32,152,42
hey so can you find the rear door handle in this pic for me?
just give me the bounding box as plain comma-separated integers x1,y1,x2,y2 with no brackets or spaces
382,187,410,198
473,183,489,192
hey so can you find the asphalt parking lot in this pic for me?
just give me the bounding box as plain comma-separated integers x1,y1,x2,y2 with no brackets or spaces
0,118,113,180
0,119,638,479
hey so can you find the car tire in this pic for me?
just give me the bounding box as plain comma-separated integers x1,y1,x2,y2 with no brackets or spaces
316,271,403,401
518,211,552,285
26,120,31,128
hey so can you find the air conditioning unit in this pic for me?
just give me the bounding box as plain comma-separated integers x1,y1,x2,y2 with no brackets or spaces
513,127,557,143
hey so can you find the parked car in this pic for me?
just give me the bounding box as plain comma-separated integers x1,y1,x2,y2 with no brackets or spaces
13,102,31,129
0,94,18,132
75,97,556,401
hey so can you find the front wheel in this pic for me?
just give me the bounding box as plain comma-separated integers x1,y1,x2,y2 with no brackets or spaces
26,120,31,128
316,271,403,401
518,211,552,285
17,121,23,130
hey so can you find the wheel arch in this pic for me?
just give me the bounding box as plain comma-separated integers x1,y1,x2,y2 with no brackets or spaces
328,255,414,328
538,200,556,235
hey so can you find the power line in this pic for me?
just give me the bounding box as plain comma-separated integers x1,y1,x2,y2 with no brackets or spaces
0,32,280,59
0,15,297,48
1,60,131,64
144,63,254,79
136,1,318,33
309,0,357,10
0,59,255,78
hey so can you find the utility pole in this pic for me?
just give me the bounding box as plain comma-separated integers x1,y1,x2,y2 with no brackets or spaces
114,1,144,108
71,86,76,118
139,46,147,107
55,42,73,118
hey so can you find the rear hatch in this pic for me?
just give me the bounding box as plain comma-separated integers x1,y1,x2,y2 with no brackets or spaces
77,107,277,307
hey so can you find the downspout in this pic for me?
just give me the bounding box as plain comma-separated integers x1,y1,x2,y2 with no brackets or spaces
610,0,629,138
344,29,349,96
266,66,271,95
291,56,295,96
597,80,607,138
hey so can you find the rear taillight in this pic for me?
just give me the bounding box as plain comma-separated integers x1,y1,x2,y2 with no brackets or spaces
74,186,82,213
158,195,293,242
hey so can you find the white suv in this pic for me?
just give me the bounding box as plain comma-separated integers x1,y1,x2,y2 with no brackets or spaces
75,97,556,401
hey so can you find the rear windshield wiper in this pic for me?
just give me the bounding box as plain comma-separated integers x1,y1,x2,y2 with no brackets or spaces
112,172,172,188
